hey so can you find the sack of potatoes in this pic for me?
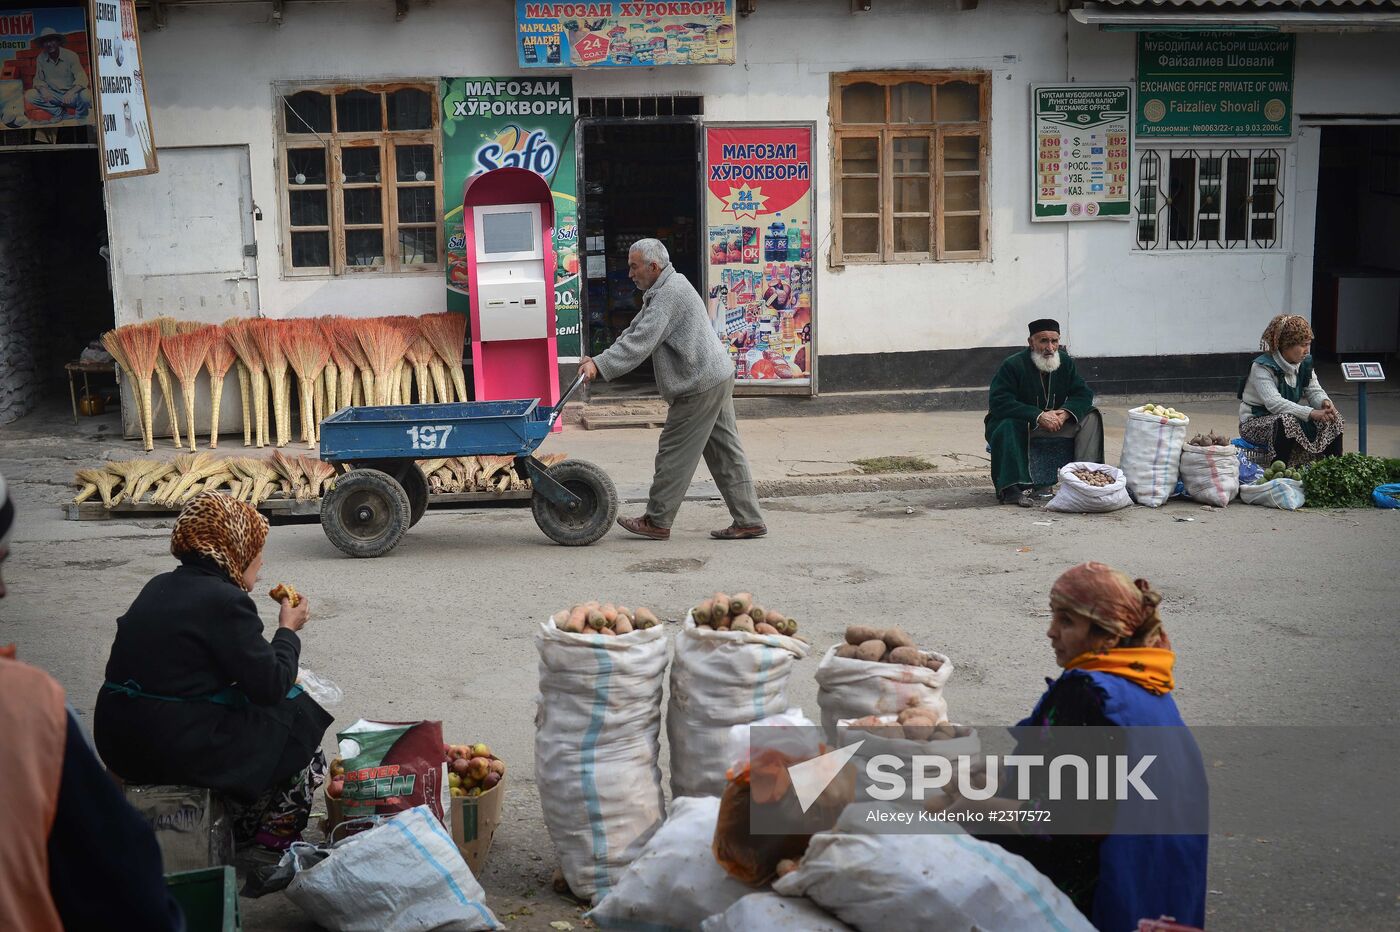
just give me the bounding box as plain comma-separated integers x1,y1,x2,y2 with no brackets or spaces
842,710,973,744
551,601,662,636
689,590,804,639
833,625,944,672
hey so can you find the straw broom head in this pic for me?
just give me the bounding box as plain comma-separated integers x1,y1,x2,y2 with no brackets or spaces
175,320,206,334
153,316,180,337
282,319,331,381
419,312,467,365
320,317,351,368
407,335,436,366
206,329,237,378
247,319,289,376
113,322,162,376
222,318,264,373
331,318,371,370
386,315,421,340
162,329,217,386
100,329,132,375
356,319,411,379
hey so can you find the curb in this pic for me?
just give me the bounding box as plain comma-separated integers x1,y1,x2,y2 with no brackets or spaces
755,472,990,499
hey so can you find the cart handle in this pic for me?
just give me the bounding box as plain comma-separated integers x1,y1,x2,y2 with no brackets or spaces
547,369,589,429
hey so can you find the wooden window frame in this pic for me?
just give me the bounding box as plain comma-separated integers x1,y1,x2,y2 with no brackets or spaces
276,81,443,278
830,71,990,266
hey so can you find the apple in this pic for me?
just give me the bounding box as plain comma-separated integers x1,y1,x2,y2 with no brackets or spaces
451,757,471,777
449,773,462,789
483,770,502,790
471,743,491,759
326,777,345,799
467,757,490,782
488,759,506,777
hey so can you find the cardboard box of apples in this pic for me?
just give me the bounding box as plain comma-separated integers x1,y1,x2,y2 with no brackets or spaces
324,740,506,874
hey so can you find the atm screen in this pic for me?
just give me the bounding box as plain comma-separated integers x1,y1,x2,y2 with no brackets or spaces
481,211,536,256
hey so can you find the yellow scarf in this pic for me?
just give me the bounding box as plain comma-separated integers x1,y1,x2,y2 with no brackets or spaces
1065,647,1176,696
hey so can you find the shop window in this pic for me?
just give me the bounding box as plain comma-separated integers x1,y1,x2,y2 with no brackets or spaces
277,82,442,276
830,71,989,264
1135,148,1284,251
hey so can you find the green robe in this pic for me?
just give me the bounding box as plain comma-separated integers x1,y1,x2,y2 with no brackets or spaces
984,349,1096,493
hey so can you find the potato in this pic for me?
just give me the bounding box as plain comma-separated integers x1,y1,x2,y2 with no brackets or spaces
755,622,780,636
902,719,937,742
845,625,884,646
835,643,860,659
887,646,924,666
954,725,973,739
924,657,944,672
776,859,799,878
731,614,756,634
897,707,934,726
856,639,888,662
882,627,915,650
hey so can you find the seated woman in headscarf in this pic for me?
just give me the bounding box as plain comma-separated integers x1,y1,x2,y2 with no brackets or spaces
1239,313,1344,468
932,563,1207,931
95,491,333,850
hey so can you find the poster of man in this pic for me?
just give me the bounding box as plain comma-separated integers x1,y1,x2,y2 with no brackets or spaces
0,9,93,129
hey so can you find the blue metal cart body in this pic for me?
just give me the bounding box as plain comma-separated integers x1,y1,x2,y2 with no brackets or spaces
318,398,556,464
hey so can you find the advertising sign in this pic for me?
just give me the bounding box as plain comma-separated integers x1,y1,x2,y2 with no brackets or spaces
514,0,736,68
0,8,93,131
1031,84,1131,222
704,124,815,391
441,77,580,357
1137,32,1294,138
91,0,156,177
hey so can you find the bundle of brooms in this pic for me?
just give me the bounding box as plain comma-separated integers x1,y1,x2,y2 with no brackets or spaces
100,313,474,450
70,452,566,509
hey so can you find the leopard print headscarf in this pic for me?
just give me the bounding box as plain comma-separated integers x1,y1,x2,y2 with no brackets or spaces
170,491,268,591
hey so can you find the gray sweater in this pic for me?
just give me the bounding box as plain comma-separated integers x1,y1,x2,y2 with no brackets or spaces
1239,359,1329,422
594,265,733,401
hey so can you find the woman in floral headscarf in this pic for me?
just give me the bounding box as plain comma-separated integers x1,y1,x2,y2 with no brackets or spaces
1239,313,1344,467
95,492,333,849
934,563,1208,931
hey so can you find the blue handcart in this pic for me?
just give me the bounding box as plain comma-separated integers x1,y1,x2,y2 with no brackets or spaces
316,373,616,557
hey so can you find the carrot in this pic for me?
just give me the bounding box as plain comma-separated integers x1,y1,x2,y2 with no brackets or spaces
730,592,753,615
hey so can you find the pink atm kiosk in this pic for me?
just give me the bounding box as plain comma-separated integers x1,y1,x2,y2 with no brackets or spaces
461,167,560,416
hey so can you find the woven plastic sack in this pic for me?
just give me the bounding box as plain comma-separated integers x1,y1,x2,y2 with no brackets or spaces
701,893,854,931
815,645,951,742
1119,405,1189,507
1373,483,1400,509
1045,462,1132,513
1239,477,1305,510
668,612,809,799
1179,443,1240,507
535,616,669,903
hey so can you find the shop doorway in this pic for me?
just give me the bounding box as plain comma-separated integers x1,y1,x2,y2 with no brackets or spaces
1310,125,1400,362
579,106,703,396
0,149,115,426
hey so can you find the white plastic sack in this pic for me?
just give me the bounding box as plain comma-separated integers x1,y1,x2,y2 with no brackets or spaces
587,796,752,931
701,893,854,932
669,612,809,798
836,715,980,803
1119,405,1189,507
723,707,822,776
535,617,669,903
1179,443,1240,507
815,645,952,742
773,830,1093,932
284,806,501,932
1239,477,1305,510
1045,462,1132,513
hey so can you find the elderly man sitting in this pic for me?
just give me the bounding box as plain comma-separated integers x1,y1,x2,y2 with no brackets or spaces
985,319,1103,507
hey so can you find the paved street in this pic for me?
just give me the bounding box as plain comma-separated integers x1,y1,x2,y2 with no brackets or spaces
2,394,1398,930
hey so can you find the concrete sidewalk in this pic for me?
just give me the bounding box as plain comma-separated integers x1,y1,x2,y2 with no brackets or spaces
1,388,1396,514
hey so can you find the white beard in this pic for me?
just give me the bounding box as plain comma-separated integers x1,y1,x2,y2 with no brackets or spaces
1032,351,1062,374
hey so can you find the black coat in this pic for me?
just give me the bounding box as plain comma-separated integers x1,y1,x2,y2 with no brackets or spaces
94,558,333,803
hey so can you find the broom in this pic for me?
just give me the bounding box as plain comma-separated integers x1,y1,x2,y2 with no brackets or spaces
100,329,146,445
249,319,292,447
316,318,343,417
130,460,175,503
386,316,420,405
356,319,411,407
300,456,337,500
205,329,239,449
162,327,217,451
273,450,308,499
242,456,279,506
406,334,437,405
332,318,374,408
420,312,469,402
224,319,265,447
112,323,163,451
282,321,331,447
105,459,159,507
151,317,185,449
74,467,121,507
321,318,356,411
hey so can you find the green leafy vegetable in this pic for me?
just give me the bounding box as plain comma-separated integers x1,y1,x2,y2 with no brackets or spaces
1300,453,1397,508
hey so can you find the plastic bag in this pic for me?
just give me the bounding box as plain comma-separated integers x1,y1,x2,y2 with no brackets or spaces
1373,483,1400,509
534,616,668,903
335,720,448,828
1119,405,1189,507
1179,443,1240,508
773,830,1094,932
1235,448,1264,484
284,805,501,931
1239,477,1305,510
587,796,752,931
836,715,980,802
297,668,343,707
669,612,809,799
713,710,851,886
700,893,854,932
1045,462,1132,513
815,645,952,743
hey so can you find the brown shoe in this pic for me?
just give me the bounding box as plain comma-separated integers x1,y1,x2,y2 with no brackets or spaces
710,524,767,540
617,515,670,541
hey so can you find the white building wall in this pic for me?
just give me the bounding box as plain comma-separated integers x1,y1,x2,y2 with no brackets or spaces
109,0,1400,366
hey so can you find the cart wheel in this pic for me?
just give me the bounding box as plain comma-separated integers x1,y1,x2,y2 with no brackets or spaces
320,469,411,558
531,458,619,546
399,463,429,528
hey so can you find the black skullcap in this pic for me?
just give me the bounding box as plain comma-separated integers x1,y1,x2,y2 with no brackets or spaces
1028,319,1060,336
